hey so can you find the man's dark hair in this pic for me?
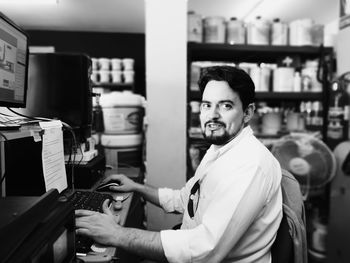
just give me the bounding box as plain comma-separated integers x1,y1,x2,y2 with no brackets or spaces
198,66,255,110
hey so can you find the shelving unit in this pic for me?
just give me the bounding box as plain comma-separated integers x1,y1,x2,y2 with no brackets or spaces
188,42,333,63
92,83,135,92
187,43,334,138
191,91,323,101
187,42,334,179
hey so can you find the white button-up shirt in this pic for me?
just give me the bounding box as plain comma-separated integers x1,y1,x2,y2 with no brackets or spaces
159,126,282,263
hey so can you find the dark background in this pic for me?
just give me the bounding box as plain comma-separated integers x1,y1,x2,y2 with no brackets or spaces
27,30,146,96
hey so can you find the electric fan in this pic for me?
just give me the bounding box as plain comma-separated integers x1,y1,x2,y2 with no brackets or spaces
271,134,336,199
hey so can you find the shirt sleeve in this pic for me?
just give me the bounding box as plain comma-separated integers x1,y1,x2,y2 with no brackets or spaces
160,165,274,263
158,176,198,214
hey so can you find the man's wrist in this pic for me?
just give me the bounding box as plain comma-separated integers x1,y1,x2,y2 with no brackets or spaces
133,182,144,193
108,225,126,247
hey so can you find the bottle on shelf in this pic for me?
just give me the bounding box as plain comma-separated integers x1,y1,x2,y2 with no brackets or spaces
92,93,104,133
293,71,302,92
327,80,350,148
189,101,201,137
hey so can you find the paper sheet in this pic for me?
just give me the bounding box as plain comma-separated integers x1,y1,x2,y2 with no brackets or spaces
39,120,67,193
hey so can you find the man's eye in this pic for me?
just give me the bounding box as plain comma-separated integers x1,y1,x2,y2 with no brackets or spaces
201,103,210,109
221,103,233,110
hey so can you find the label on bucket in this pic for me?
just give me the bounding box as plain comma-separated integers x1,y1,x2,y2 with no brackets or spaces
103,107,143,134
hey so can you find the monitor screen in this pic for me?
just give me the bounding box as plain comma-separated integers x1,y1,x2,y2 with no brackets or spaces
0,12,28,108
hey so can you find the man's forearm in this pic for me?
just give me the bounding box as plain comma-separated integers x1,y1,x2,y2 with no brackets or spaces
134,183,161,207
112,227,168,262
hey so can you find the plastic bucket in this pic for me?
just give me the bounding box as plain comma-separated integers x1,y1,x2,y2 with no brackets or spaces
203,16,226,43
100,91,144,134
101,133,143,168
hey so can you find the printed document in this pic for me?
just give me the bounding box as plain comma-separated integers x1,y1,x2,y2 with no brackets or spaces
39,120,67,193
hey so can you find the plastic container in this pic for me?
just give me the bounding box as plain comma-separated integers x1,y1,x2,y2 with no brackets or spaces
188,11,203,43
203,16,226,43
111,58,122,70
273,67,295,92
247,16,270,45
293,71,302,92
122,58,134,70
101,133,143,168
289,19,313,46
111,70,123,83
100,91,144,134
226,17,245,44
98,57,110,70
260,64,271,92
91,70,99,83
301,60,322,92
271,18,288,46
250,66,261,91
123,70,134,84
261,112,282,135
99,70,110,83
91,58,99,70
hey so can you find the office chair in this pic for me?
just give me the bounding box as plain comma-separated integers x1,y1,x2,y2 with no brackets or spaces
271,169,308,263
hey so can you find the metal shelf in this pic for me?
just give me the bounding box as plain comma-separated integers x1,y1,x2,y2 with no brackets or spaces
92,83,134,90
189,91,323,101
188,42,333,63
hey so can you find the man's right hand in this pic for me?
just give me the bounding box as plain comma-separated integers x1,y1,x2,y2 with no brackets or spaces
101,174,138,192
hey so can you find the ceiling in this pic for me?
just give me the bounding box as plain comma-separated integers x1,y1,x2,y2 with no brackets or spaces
0,0,339,33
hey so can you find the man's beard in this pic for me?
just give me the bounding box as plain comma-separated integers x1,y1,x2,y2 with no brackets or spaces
202,120,245,145
202,121,231,145
202,130,231,145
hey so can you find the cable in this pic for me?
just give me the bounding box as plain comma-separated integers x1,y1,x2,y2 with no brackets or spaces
0,132,8,186
62,123,77,192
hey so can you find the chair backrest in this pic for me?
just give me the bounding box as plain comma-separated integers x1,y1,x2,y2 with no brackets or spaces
271,169,308,263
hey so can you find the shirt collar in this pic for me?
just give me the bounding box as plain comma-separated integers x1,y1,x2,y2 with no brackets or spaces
207,125,253,159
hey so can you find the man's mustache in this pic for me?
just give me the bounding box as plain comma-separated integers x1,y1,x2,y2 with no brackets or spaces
204,120,226,127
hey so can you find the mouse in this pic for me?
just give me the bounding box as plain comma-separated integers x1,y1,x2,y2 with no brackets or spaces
96,182,120,192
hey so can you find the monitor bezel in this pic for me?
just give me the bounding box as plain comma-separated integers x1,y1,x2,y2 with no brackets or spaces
0,12,29,108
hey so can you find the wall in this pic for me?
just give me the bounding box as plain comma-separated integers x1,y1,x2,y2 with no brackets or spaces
26,30,146,96
145,0,187,230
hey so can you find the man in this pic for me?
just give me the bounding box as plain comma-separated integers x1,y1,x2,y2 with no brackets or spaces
76,66,282,262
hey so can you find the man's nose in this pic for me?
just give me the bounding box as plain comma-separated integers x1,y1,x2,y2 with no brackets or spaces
208,105,220,119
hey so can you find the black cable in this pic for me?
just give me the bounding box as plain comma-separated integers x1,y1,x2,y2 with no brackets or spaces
62,123,77,192
0,132,8,185
6,107,38,120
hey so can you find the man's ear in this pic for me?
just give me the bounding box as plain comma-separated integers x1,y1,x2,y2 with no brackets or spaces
243,103,255,124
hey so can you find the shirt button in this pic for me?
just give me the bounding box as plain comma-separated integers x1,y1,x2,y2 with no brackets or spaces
190,194,195,200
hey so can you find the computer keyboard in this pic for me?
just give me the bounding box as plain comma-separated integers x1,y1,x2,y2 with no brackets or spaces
70,190,112,212
70,190,113,254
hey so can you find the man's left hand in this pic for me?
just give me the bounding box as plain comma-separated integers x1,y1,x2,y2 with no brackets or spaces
75,199,121,246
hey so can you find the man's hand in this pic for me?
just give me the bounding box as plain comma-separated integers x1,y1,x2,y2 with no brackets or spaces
75,199,121,246
100,173,138,192
76,200,167,262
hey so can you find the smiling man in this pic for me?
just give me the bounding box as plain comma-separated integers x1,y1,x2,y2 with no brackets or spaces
76,66,282,263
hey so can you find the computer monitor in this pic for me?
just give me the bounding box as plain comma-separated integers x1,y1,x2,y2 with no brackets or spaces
0,12,28,108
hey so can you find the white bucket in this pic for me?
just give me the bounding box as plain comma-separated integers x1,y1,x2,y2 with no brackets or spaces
226,17,245,44
271,18,288,46
289,19,313,46
100,91,144,134
101,133,143,168
247,16,270,45
203,16,226,43
188,11,203,43
273,67,295,92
